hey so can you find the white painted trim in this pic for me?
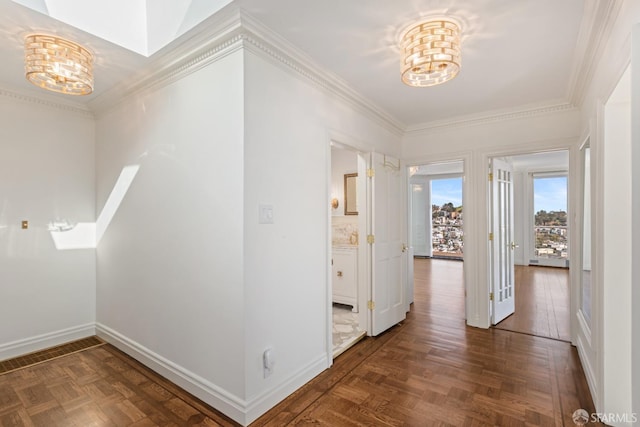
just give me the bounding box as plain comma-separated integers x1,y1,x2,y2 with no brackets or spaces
593,99,606,412
577,333,598,406
241,33,403,136
405,103,577,134
88,7,404,136
328,134,374,337
96,323,248,425
326,136,335,367
0,323,96,361
577,310,592,349
96,322,328,426
239,13,404,136
405,153,475,326
567,0,625,106
91,33,246,116
0,87,93,118
477,139,579,329
243,354,327,425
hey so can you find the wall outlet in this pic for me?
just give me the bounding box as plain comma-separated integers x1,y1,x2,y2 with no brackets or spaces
263,348,274,378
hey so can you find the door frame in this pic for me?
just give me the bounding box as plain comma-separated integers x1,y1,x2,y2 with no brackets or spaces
481,144,578,342
405,156,469,321
327,140,370,365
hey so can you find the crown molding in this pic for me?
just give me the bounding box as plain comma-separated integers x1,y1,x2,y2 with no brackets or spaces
567,0,625,107
87,7,405,136
0,87,93,118
87,5,246,115
32,7,592,137
404,102,578,135
238,11,405,136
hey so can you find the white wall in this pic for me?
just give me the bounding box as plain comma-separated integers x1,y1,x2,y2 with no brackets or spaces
93,38,401,424
576,1,640,419
402,109,580,328
602,67,632,422
243,48,400,423
632,22,640,424
0,96,96,360
94,50,247,419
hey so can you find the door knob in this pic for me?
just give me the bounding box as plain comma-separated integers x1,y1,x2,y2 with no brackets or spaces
402,244,408,253
510,242,519,250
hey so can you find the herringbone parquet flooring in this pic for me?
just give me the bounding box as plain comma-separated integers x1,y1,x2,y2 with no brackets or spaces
0,259,599,426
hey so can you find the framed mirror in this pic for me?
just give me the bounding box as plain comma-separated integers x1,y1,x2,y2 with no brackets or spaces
344,173,358,215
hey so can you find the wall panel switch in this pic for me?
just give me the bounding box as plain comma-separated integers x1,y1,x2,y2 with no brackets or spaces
259,204,274,224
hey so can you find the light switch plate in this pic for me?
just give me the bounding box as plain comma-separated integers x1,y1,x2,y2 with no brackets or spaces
259,204,274,224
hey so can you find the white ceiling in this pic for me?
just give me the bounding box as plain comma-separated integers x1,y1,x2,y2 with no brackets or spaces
0,0,598,128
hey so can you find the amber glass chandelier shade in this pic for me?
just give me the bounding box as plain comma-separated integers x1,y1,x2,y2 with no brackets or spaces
400,19,461,87
24,34,94,95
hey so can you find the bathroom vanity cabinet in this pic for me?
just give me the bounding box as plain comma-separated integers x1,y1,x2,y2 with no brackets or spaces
331,246,358,312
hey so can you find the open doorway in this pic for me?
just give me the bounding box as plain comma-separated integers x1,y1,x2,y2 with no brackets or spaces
329,145,410,358
409,161,464,260
490,150,570,341
330,144,366,357
408,160,465,318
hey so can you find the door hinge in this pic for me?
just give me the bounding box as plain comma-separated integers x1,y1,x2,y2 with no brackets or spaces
367,234,375,244
489,292,494,301
489,232,493,241
368,300,375,310
488,172,493,182
367,168,375,178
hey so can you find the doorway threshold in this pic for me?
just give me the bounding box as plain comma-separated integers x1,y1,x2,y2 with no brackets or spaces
333,330,366,358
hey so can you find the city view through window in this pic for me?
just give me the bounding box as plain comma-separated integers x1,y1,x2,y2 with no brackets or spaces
534,176,568,260
431,177,463,258
428,175,567,260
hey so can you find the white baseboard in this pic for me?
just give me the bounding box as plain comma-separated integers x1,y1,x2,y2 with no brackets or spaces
0,323,96,361
96,323,247,424
96,322,329,426
577,334,598,409
244,353,328,425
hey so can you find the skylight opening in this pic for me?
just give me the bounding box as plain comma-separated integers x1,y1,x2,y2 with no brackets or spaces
11,0,233,56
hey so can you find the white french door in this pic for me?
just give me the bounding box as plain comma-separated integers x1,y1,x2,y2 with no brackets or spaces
369,152,407,335
490,158,516,324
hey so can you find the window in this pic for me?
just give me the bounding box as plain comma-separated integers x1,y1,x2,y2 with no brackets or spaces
533,174,568,265
431,177,463,258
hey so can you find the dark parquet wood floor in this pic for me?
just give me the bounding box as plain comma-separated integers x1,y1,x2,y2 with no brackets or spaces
0,258,598,426
494,265,570,342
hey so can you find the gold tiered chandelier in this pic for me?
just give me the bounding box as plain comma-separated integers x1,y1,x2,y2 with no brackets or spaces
24,34,94,96
400,18,461,87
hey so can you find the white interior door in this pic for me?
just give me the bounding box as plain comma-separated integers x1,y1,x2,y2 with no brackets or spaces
369,153,406,335
491,158,516,324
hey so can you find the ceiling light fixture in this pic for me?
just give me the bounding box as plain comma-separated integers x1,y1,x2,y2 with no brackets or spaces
24,34,94,95
400,18,461,87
